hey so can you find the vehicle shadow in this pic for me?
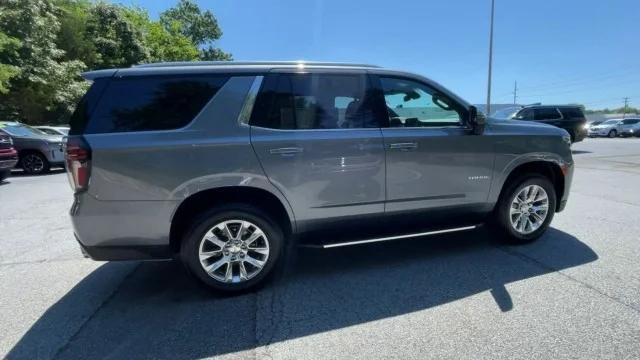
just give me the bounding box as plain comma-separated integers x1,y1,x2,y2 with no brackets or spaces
8,227,597,359
10,168,66,177
571,150,592,155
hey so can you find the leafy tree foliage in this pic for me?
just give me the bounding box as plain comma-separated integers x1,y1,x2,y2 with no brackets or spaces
0,0,231,124
122,6,199,62
0,0,87,124
0,32,21,93
160,0,231,60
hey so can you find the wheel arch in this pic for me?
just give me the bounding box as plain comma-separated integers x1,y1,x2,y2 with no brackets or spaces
169,186,295,254
495,160,566,212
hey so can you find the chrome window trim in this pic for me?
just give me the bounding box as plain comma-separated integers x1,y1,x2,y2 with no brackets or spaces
238,75,264,125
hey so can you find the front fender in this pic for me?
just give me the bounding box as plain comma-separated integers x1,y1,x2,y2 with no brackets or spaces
488,151,572,206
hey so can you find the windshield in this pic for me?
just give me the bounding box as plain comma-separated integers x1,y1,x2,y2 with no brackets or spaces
491,107,521,119
602,119,621,125
0,123,47,137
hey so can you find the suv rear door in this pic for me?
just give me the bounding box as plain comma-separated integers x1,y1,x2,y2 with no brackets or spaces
249,70,387,229
373,75,494,217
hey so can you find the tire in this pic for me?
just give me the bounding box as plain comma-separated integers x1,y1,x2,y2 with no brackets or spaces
180,203,284,292
20,152,50,175
493,175,556,244
608,130,617,138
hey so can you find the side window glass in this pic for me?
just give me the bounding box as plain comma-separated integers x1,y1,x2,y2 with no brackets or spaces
380,77,462,127
250,73,382,129
534,108,561,120
514,109,533,120
87,75,228,133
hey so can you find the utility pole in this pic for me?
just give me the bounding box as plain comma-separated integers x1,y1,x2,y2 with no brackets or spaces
622,97,629,118
485,0,495,115
512,80,518,105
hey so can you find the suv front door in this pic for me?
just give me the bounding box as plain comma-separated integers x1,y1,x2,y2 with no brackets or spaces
250,70,387,230
374,75,494,216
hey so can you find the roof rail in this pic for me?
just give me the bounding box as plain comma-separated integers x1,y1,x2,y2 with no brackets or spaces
134,61,381,69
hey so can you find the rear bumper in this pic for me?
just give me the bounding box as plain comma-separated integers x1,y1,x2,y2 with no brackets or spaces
70,192,178,260
573,128,586,142
0,158,18,170
76,236,172,260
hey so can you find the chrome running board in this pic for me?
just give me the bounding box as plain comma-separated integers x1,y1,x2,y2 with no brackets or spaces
318,225,478,249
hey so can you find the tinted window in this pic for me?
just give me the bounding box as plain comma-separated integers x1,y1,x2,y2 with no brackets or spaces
69,78,109,135
622,119,639,124
559,107,584,119
85,75,228,134
250,73,382,129
380,77,463,127
533,108,561,120
514,108,534,120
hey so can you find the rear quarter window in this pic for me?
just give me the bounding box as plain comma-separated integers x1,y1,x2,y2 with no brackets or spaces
533,108,562,120
82,75,228,134
559,107,585,119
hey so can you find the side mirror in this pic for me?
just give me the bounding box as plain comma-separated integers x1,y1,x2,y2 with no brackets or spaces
468,105,486,135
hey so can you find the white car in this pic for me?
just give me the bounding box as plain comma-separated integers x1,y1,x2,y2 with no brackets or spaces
34,126,69,136
618,118,640,137
588,119,623,138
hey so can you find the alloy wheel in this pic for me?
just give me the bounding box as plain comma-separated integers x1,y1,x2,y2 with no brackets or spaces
198,219,270,284
509,185,549,235
22,154,44,174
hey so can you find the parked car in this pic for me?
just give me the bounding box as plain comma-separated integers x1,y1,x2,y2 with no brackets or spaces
618,118,640,137
67,61,573,292
584,120,603,132
588,119,623,138
35,126,70,136
511,105,587,143
0,122,65,174
0,131,18,182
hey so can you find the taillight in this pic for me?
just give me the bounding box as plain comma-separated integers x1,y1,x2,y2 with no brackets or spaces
65,136,91,193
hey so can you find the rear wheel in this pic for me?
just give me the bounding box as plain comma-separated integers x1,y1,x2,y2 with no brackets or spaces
494,175,556,244
180,204,284,292
608,129,617,138
21,152,50,175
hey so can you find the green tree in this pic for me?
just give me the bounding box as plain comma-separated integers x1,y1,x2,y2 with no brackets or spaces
84,3,149,68
159,0,231,60
55,0,97,65
122,6,199,62
0,0,87,124
0,32,21,94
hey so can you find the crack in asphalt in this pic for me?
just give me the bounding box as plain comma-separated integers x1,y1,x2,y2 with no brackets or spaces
498,246,640,315
0,258,85,267
51,262,141,360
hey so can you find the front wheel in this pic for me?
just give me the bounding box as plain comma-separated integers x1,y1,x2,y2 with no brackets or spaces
494,175,556,244
180,204,284,292
608,130,617,138
21,152,50,175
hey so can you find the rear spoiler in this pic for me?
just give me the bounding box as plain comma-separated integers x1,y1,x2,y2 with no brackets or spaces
81,69,118,81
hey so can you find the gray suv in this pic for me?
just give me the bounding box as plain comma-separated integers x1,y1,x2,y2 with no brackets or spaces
66,61,574,292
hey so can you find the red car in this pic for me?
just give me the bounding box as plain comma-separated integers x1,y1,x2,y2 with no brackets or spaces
0,130,19,182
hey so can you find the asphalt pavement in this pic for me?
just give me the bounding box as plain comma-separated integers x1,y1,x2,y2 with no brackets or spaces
1,138,639,359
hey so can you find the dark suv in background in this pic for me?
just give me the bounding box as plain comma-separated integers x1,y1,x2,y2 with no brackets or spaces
512,105,587,143
66,61,574,292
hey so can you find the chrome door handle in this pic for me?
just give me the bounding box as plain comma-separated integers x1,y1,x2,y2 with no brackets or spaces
388,142,418,151
269,147,303,155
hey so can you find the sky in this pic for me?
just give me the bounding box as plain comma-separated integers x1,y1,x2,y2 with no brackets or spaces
115,0,639,110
